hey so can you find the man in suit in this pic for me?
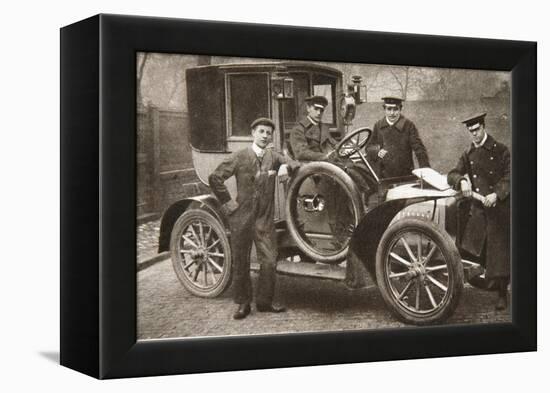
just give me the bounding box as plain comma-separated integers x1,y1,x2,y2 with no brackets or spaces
368,96,430,178
289,95,367,289
447,113,510,310
209,117,299,320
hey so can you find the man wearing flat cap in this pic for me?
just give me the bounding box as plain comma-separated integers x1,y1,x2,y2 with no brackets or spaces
209,117,300,319
447,113,510,310
368,96,430,178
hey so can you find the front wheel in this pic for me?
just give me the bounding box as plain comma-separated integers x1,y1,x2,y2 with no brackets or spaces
375,218,464,325
170,209,232,298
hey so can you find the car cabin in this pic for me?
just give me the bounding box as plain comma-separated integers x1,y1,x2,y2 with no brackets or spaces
186,62,346,187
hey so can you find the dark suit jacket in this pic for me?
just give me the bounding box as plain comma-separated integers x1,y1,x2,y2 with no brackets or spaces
208,146,297,231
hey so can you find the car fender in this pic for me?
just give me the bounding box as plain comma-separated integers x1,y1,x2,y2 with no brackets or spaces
350,196,446,281
158,194,230,253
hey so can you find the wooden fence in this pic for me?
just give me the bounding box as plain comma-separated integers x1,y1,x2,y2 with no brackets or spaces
137,104,207,219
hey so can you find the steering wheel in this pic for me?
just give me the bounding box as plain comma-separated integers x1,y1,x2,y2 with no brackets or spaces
334,127,372,158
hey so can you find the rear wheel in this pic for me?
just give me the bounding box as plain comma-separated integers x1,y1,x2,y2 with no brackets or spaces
170,209,232,298
375,218,463,325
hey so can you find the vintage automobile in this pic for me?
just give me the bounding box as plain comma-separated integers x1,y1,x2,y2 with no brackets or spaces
157,61,488,325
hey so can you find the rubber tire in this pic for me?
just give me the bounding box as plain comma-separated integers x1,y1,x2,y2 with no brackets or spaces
285,161,364,264
170,209,232,298
375,217,464,325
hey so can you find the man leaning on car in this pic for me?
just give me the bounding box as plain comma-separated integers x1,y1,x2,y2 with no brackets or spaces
209,117,300,320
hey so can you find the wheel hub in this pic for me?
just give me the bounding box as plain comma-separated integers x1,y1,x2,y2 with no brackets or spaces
406,263,426,280
190,247,208,260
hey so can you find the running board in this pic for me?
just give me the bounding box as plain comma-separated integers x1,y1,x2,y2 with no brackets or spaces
251,260,346,281
252,258,484,282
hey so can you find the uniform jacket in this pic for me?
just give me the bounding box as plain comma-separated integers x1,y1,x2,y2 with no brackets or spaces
289,118,337,161
369,115,430,178
447,133,511,279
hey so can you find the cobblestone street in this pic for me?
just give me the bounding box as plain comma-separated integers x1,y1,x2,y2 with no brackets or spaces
137,219,161,262
137,257,512,340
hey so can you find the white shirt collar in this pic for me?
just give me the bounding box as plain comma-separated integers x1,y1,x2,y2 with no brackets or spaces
385,115,400,126
474,133,488,148
251,143,265,158
307,116,318,126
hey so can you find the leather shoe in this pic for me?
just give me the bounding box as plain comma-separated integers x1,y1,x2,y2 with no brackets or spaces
233,304,251,320
256,304,287,313
495,294,508,311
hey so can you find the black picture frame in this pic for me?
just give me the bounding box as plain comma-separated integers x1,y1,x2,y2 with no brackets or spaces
60,14,536,379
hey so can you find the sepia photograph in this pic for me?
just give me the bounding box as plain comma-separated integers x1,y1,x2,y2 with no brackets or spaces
56,8,537,381
135,53,512,340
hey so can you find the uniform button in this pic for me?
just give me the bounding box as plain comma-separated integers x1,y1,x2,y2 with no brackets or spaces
470,161,474,165
490,156,494,160
473,174,477,178
489,185,494,189
489,171,493,175
475,188,480,192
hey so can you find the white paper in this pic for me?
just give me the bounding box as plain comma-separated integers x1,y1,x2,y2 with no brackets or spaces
412,167,451,191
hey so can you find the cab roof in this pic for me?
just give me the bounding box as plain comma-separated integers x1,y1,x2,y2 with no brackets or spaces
188,61,342,75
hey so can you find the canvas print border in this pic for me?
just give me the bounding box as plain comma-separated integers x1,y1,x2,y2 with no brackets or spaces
60,14,536,379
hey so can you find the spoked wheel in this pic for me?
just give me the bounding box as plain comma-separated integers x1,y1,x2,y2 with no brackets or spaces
285,162,364,264
375,218,464,325
170,209,232,298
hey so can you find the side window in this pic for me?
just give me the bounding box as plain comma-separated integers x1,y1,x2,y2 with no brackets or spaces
227,73,270,137
312,74,336,126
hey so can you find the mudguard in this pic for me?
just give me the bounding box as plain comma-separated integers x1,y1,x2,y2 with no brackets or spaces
158,194,229,253
350,196,448,281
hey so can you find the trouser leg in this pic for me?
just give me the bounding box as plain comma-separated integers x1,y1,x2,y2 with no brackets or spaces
344,249,367,288
494,277,509,310
496,277,509,295
346,165,376,205
321,177,353,246
231,221,254,305
254,228,278,307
